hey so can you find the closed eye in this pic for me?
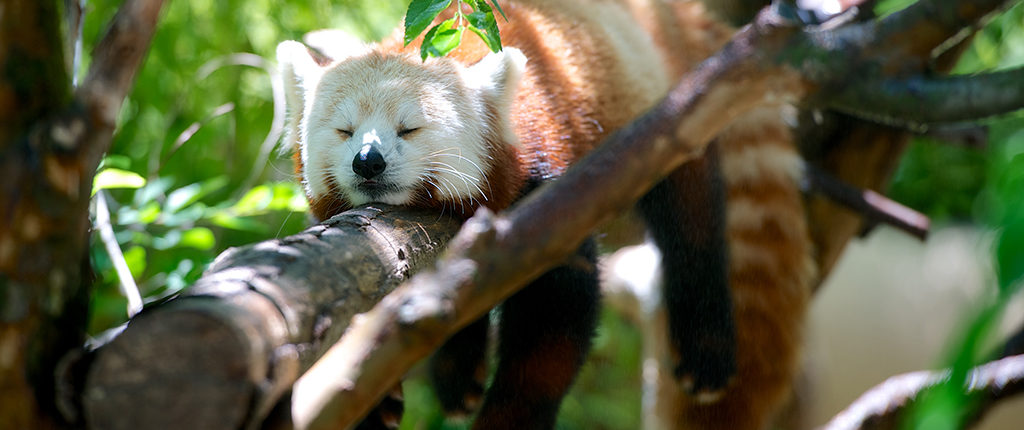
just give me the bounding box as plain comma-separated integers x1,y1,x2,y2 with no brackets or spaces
397,128,420,138
336,129,353,138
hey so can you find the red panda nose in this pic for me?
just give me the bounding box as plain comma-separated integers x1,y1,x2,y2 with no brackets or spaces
353,144,387,179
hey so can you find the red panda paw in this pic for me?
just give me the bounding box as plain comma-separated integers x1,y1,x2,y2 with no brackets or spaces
436,378,485,419
673,337,737,404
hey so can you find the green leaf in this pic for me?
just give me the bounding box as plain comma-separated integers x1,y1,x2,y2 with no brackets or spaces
122,246,147,279
466,5,502,52
232,185,274,216
269,182,309,212
135,202,162,225
420,17,464,60
98,155,132,171
152,229,182,251
209,213,267,233
404,0,452,45
165,183,202,214
93,168,147,196
488,0,508,22
180,227,216,251
164,177,228,214
996,219,1024,293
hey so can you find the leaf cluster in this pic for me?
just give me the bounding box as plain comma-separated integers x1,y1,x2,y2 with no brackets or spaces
404,0,506,60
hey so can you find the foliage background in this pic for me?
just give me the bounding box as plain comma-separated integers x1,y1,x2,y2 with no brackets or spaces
81,1,1023,428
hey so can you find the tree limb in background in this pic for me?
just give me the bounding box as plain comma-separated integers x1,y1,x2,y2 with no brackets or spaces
283,1,1024,428
78,0,165,134
821,354,1024,430
831,67,1024,131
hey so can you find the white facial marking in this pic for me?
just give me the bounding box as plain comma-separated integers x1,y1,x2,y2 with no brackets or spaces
362,129,381,146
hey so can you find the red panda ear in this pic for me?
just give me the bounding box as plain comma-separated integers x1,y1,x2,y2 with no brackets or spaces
464,47,527,111
277,40,325,88
302,29,371,64
277,41,326,155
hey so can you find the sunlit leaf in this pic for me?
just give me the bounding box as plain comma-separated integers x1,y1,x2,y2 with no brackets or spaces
161,204,206,227
209,213,267,232
165,183,202,214
232,185,274,216
420,17,464,60
93,168,146,196
123,246,147,279
152,229,182,250
404,0,452,45
181,227,216,251
133,177,173,207
164,177,228,214
136,202,162,225
98,155,133,170
269,182,309,212
466,4,501,52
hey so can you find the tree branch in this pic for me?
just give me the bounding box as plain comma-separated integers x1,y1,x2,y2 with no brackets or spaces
83,206,461,430
78,0,165,136
831,67,1024,130
803,163,930,240
821,354,1024,430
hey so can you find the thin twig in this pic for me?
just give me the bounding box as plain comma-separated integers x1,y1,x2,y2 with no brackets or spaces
196,53,288,193
802,162,930,240
94,191,144,317
156,103,236,175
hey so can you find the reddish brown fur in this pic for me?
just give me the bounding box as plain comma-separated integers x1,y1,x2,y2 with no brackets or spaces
300,1,814,428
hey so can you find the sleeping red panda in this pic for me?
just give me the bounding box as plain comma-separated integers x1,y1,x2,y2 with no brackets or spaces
277,1,815,429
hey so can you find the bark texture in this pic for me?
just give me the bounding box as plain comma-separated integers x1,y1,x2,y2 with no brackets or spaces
1,0,165,427
83,206,461,429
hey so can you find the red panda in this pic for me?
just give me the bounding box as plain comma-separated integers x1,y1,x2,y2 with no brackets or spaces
278,1,814,429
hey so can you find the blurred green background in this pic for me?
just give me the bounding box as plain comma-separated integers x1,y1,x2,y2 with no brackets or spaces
81,1,1023,429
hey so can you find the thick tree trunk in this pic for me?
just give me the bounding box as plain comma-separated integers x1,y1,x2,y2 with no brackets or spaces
1,1,83,428
0,0,165,427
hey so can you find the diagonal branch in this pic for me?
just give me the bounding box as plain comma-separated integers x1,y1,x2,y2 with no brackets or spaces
77,0,166,139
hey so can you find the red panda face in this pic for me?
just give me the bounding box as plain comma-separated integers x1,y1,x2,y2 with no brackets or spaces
278,39,525,213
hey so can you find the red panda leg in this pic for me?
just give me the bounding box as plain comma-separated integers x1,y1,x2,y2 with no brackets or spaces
429,316,489,416
676,109,814,429
471,238,600,430
635,143,737,399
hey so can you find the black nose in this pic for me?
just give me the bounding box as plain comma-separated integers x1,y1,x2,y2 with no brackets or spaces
352,144,387,179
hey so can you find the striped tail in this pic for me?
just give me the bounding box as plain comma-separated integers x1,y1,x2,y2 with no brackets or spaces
679,106,816,429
